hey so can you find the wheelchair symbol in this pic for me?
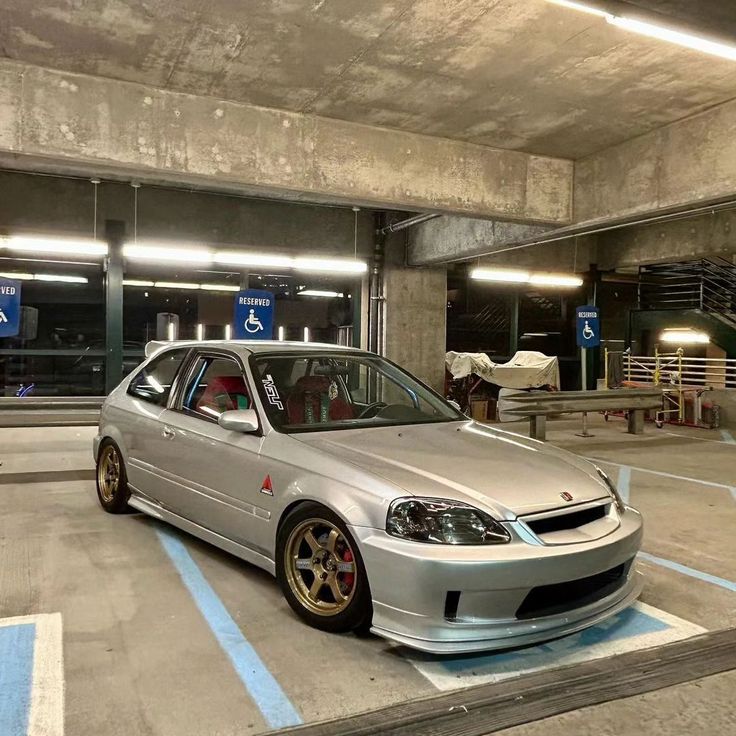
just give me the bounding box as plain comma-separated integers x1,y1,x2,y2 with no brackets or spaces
244,309,264,334
583,320,595,340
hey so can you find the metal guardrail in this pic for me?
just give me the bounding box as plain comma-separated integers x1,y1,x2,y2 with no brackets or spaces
0,396,104,427
502,388,663,440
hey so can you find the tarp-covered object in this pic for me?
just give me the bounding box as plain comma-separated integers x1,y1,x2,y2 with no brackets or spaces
445,351,560,389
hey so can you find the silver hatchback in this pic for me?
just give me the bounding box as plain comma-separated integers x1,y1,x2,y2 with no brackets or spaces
94,341,643,653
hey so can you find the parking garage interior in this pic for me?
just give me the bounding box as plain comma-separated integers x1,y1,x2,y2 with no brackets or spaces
0,2,735,736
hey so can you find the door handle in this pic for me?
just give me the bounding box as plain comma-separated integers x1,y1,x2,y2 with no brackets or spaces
162,426,175,439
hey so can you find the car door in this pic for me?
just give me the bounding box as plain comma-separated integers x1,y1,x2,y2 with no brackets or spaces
153,349,270,554
123,347,192,503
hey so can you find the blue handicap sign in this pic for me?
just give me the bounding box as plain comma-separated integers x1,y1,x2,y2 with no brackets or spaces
576,305,600,348
0,278,21,338
233,289,274,340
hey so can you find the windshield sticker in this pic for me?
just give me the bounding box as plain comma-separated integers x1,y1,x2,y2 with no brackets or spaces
262,374,284,410
328,381,338,401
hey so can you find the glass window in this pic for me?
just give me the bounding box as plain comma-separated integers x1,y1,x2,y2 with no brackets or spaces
181,355,251,421
127,348,189,406
252,352,462,433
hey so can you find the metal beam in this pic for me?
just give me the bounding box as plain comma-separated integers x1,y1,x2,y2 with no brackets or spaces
104,219,125,393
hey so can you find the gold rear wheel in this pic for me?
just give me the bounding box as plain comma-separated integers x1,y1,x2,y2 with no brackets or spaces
97,445,121,503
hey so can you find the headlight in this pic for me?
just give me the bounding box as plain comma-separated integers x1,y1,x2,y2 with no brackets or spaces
595,466,625,512
386,498,511,545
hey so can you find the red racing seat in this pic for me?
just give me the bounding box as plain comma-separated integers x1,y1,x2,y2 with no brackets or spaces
286,375,354,424
196,375,250,413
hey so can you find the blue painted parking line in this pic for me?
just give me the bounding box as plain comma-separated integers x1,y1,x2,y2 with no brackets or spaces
441,606,668,676
617,465,632,503
0,614,63,736
720,430,736,444
638,551,736,593
0,623,35,736
405,602,705,691
157,529,302,730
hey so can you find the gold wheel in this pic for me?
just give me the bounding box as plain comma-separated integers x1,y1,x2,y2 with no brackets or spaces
97,445,121,503
284,518,357,617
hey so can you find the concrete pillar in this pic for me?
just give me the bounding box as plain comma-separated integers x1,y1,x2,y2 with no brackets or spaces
382,234,447,392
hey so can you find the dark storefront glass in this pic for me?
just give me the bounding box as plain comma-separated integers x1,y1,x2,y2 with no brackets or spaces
0,261,106,396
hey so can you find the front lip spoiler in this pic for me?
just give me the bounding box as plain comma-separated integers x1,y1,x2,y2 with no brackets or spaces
370,572,644,655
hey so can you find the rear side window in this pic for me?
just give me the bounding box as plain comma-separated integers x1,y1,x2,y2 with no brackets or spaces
128,349,189,406
181,355,251,421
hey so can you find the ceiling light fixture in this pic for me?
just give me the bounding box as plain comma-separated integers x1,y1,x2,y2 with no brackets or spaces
213,252,293,269
547,0,736,62
0,272,35,281
154,281,200,290
199,283,240,292
294,257,368,274
470,268,531,284
122,279,155,287
529,274,584,287
1,236,108,257
123,244,213,263
34,274,89,284
297,289,344,298
660,329,710,345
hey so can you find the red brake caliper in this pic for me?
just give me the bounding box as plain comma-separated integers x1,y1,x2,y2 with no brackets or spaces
341,548,355,592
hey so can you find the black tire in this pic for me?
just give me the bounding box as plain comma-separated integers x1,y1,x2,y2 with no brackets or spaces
276,502,372,634
95,439,132,514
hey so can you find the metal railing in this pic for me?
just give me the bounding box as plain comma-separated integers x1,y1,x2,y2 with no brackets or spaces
623,351,736,390
639,257,736,328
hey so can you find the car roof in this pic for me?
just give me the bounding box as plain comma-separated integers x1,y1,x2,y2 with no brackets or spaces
145,340,362,358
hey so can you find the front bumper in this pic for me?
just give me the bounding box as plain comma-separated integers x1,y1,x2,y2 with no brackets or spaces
352,509,643,654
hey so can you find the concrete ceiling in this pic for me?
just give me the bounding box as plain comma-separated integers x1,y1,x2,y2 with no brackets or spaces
1,0,735,160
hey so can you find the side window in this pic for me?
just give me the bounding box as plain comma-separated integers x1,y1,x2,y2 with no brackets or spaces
127,349,188,406
181,355,251,421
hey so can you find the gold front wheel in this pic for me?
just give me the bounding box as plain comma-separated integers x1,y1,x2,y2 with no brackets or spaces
284,518,358,617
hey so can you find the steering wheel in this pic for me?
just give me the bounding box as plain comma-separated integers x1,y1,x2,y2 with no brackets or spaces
358,401,388,419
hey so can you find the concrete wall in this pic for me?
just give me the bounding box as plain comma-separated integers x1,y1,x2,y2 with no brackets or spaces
383,234,447,392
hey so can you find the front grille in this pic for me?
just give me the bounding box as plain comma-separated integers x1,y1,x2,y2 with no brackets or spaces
515,560,630,620
526,504,607,536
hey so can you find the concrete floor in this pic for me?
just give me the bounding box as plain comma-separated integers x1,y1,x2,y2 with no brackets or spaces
0,415,734,735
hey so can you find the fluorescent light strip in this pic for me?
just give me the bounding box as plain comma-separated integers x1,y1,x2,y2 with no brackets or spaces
298,289,344,298
529,274,584,287
122,279,155,287
303,327,310,342
608,16,736,61
35,274,89,284
214,252,293,268
1,236,108,257
660,329,710,345
547,1,736,62
196,323,204,341
278,326,285,341
294,258,367,274
124,244,213,263
199,283,240,292
224,324,232,340
154,281,200,290
471,268,530,284
0,272,34,281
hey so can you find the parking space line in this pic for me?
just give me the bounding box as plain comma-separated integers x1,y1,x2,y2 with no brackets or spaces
638,552,736,593
0,613,64,736
585,457,734,495
720,430,736,444
157,529,302,730
617,465,631,503
404,602,704,691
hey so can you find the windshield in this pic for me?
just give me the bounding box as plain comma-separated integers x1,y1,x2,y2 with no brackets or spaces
251,352,463,433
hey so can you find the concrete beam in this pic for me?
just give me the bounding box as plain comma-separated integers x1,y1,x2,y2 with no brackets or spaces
408,216,552,266
0,60,572,224
575,97,736,224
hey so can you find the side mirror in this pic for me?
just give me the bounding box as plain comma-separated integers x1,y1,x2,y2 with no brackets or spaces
217,409,259,433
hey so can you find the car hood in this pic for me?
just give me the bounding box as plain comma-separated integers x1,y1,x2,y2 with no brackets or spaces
295,421,610,519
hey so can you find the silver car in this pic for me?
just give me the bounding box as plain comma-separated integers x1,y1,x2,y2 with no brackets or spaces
94,341,643,654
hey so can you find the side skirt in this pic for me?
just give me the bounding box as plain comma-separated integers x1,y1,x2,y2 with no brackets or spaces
128,492,276,576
